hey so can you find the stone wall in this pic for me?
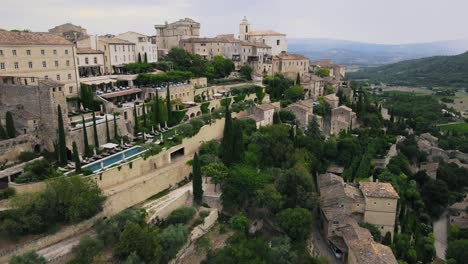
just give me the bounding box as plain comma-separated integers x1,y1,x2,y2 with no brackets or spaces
0,134,37,163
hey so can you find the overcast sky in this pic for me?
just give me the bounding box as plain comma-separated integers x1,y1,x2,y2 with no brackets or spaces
3,0,468,44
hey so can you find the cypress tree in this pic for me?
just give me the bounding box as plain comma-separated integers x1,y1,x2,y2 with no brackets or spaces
221,103,234,165
5,111,16,138
82,116,92,157
113,113,119,140
105,115,110,142
382,232,392,245
137,53,142,63
166,84,172,126
144,52,148,64
0,119,7,140
92,111,99,148
154,89,161,125
192,152,203,204
72,141,81,173
142,104,147,128
133,105,139,134
296,73,301,85
231,121,244,164
57,105,67,166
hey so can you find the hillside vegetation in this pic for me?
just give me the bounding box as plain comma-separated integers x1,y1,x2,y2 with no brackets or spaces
348,51,468,88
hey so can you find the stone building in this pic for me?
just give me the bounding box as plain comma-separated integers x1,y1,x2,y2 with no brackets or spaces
330,105,357,135
244,103,275,128
116,32,158,63
303,74,324,99
0,31,80,97
77,36,137,74
155,18,200,54
180,37,231,60
76,48,105,77
324,93,339,109
48,23,89,43
271,52,309,80
240,17,287,56
285,99,317,129
0,76,67,151
318,173,398,264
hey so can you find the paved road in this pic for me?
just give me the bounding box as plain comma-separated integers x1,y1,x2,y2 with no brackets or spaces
433,211,448,260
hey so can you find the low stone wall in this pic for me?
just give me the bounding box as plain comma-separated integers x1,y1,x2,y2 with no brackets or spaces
0,134,37,163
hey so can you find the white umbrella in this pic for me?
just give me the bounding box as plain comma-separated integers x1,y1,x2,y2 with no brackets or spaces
100,160,104,170
143,133,146,140
93,148,97,156
158,123,161,130
122,152,126,161
165,121,168,128
174,129,177,135
152,126,155,133
120,138,124,146
160,134,163,141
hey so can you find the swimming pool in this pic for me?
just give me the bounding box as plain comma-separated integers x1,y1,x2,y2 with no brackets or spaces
83,146,146,173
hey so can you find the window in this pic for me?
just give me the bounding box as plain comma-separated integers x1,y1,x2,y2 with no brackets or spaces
14,62,19,69
124,55,126,61
41,49,45,55
332,221,339,225
56,74,60,81
53,49,57,55
65,49,69,55
68,73,72,80
123,45,125,52
69,86,73,94
45,75,49,80
114,45,117,52
42,61,47,68
124,112,128,120
28,62,33,68
94,57,97,64
0,63,4,70
0,50,3,55
52,87,55,92
55,61,59,67
26,50,31,55
387,203,391,206
85,58,89,64
104,45,107,51
66,60,70,66
58,87,62,91
277,40,280,45
12,50,17,56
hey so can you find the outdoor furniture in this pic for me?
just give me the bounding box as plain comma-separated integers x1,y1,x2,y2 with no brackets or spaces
58,167,69,172
155,140,161,145
115,147,123,151
102,152,110,157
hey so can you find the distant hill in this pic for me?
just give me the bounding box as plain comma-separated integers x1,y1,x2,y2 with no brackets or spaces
347,51,468,88
289,38,468,67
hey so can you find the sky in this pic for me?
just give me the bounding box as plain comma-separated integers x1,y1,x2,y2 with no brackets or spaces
2,0,468,44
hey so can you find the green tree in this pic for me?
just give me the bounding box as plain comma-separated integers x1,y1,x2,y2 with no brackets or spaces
382,231,392,245
446,239,468,264
133,105,139,134
115,222,161,263
92,111,99,148
269,236,298,264
10,251,46,264
113,113,119,140
57,105,67,166
360,223,382,242
221,103,234,165
142,104,147,129
144,52,148,64
202,162,228,191
228,213,251,233
72,236,104,264
166,85,173,125
212,55,235,78
154,89,161,125
105,115,110,142
137,53,142,63
72,141,81,173
192,152,203,204
316,68,330,77
239,65,253,80
123,252,144,264
232,120,244,164
166,207,196,225
5,111,16,138
296,73,301,85
159,224,190,263
276,208,313,241
306,116,322,139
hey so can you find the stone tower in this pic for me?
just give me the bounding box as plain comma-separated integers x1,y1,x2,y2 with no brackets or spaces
239,16,250,41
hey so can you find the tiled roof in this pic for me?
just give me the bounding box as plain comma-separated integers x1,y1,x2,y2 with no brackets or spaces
99,37,135,45
241,41,271,48
274,53,308,60
348,240,397,264
256,103,275,111
247,30,286,36
77,48,104,54
336,105,353,112
359,182,399,199
0,31,73,45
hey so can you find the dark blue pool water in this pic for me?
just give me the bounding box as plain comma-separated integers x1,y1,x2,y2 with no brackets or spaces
83,146,145,173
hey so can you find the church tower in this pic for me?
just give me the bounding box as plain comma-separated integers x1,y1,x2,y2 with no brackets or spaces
239,16,250,41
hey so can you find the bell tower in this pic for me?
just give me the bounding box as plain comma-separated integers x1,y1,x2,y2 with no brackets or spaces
239,16,250,41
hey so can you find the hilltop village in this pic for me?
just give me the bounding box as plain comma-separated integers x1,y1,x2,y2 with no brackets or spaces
0,17,467,264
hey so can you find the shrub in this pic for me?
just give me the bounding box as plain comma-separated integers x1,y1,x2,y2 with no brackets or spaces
165,207,196,225
10,251,46,264
159,224,190,262
276,208,313,241
228,213,250,233
18,151,39,163
72,236,104,264
0,187,15,200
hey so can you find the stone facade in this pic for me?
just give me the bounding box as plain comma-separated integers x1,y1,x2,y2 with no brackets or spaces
155,18,200,54
0,31,80,97
116,31,158,63
330,105,357,135
245,103,275,128
48,23,89,43
285,99,315,129
271,52,309,80
240,17,288,56
76,48,105,77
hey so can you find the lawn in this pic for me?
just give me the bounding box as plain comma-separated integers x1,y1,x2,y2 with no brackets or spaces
439,122,468,133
